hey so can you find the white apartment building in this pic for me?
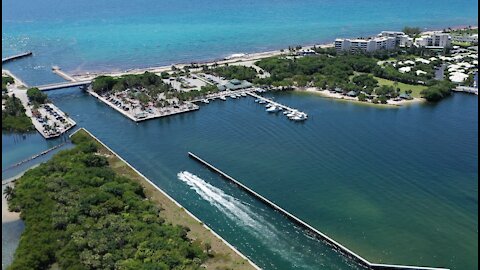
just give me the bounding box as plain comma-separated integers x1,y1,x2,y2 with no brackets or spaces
415,32,451,48
335,36,395,52
378,31,413,47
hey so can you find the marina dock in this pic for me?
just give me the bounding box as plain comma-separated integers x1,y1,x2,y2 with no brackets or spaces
188,151,450,270
453,86,478,95
2,51,33,63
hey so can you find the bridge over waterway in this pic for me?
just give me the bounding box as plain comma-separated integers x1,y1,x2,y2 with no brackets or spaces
35,80,92,91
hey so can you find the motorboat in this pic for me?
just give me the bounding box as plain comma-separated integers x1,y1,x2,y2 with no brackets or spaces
230,95,237,99
255,99,260,102
258,99,267,104
220,96,226,101
241,93,247,97
266,106,280,113
202,99,210,104
265,103,273,108
290,114,307,121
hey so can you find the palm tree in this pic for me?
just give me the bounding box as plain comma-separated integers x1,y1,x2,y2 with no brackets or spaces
3,185,14,200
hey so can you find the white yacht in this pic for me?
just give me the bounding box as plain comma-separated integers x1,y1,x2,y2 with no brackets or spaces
230,94,237,99
266,106,280,113
241,92,247,97
258,99,267,104
220,96,226,101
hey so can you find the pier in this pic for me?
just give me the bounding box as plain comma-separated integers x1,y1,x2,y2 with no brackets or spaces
188,151,450,270
452,86,478,95
35,80,92,91
2,51,33,63
52,66,77,82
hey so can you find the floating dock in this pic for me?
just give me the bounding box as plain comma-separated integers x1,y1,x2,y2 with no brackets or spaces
2,51,33,63
188,151,449,270
248,92,299,112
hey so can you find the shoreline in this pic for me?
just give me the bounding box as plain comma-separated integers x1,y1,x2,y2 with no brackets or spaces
71,128,261,270
300,88,425,107
64,24,477,78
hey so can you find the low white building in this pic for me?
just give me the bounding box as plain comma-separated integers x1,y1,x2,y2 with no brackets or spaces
449,72,469,83
399,66,412,73
416,70,427,76
415,58,431,64
451,34,478,43
415,32,451,48
335,36,396,52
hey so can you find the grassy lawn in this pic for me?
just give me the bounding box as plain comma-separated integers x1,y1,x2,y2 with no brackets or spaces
452,41,473,48
79,129,255,270
374,76,427,98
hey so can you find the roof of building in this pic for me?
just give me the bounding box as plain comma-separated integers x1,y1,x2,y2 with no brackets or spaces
416,70,427,75
347,91,357,97
224,80,252,90
449,72,469,83
399,66,412,73
399,93,413,99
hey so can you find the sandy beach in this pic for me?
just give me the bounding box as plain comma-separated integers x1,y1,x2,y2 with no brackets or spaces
301,87,425,107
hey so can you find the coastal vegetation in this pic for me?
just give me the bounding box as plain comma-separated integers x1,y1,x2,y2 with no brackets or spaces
6,130,209,270
27,87,48,105
402,26,422,37
3,75,14,92
420,81,455,101
2,94,34,132
92,72,218,104
205,65,258,81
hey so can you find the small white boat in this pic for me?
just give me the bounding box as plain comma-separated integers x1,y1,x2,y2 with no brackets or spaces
266,106,280,113
283,110,290,115
220,96,226,101
290,114,307,121
255,99,260,103
230,95,237,99
241,93,247,97
202,99,210,104
258,99,267,104
265,103,273,108
287,111,298,117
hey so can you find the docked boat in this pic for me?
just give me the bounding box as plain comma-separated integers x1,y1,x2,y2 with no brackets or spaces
258,99,267,104
265,103,273,108
241,93,247,97
202,99,210,104
220,96,226,101
286,111,298,117
255,99,260,102
266,106,280,113
230,95,237,99
290,114,307,121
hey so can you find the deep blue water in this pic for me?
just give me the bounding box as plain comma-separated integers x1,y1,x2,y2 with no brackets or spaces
5,88,477,269
2,0,478,74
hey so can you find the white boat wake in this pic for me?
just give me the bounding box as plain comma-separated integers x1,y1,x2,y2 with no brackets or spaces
177,171,316,268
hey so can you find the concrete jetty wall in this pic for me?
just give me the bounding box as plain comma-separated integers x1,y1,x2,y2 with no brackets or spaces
188,152,450,270
2,51,33,63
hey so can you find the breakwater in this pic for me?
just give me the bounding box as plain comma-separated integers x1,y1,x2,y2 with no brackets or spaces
188,151,450,270
2,51,32,63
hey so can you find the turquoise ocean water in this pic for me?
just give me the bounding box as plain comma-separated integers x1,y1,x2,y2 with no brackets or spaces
2,0,478,269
